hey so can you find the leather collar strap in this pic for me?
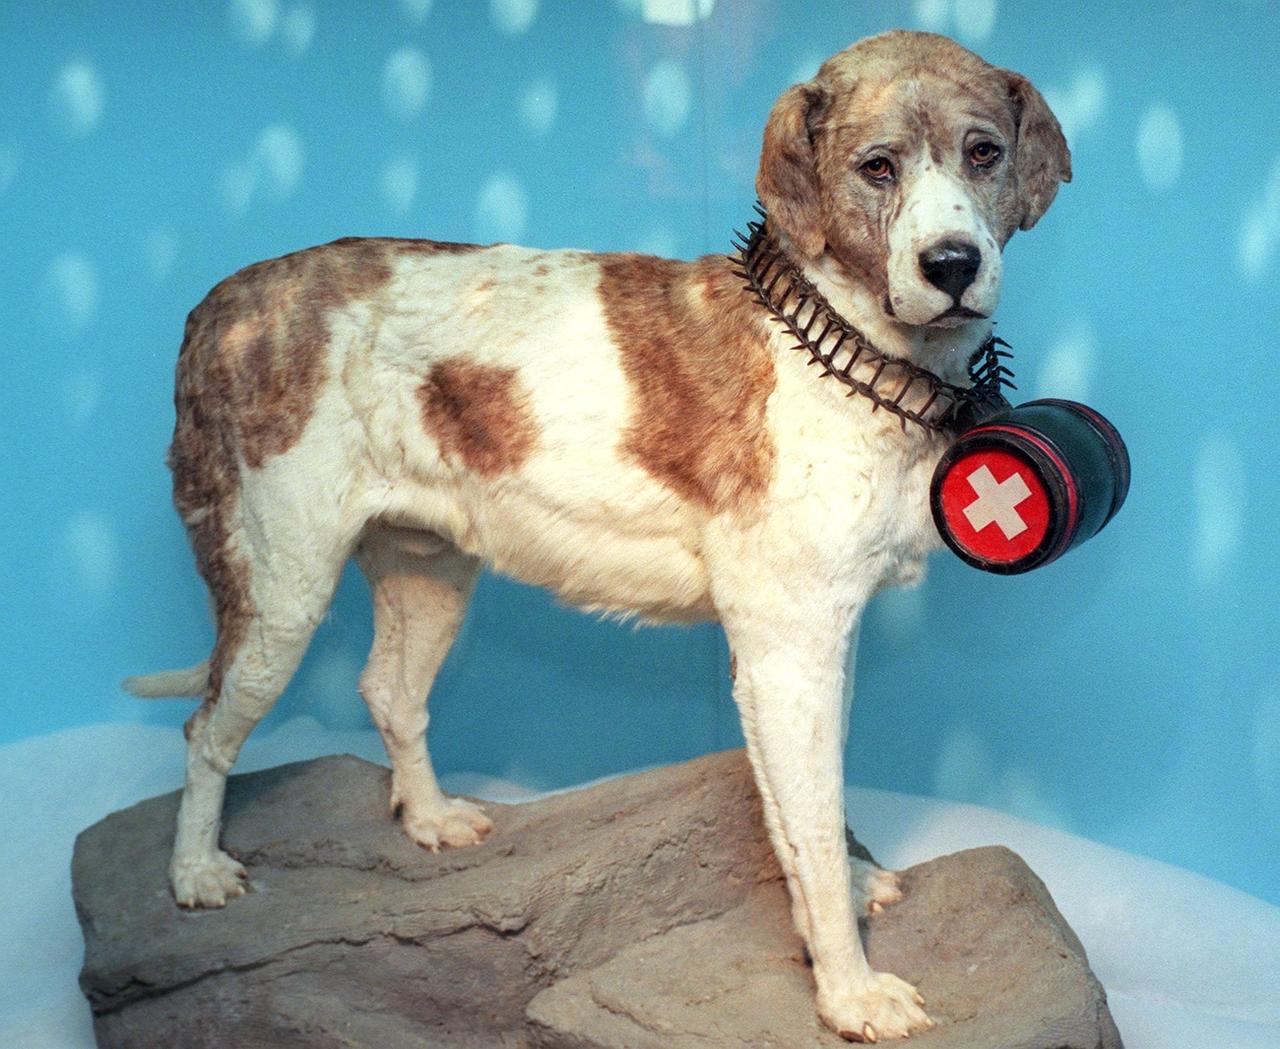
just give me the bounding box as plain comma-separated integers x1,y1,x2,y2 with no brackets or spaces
731,204,1014,435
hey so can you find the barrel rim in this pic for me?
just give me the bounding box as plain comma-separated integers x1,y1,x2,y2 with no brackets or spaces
930,431,1077,574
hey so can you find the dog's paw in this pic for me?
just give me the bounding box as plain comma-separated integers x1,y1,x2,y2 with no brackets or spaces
851,857,904,917
402,796,495,852
820,971,933,1043
171,849,249,909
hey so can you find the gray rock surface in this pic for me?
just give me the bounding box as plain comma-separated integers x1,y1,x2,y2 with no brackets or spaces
74,750,1121,1048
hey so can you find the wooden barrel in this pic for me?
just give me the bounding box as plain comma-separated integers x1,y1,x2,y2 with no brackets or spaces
930,399,1130,574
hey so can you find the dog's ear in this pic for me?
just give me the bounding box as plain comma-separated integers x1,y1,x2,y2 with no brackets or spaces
1005,72,1072,231
756,83,829,258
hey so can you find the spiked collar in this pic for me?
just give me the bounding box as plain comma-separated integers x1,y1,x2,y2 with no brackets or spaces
731,206,1013,435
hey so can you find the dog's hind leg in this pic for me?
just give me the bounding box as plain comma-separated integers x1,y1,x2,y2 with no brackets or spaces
172,520,353,909
355,524,492,851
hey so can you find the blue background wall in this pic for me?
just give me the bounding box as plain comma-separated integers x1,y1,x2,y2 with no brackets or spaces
2,0,1278,905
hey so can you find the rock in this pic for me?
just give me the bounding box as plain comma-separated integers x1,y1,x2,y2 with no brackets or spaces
73,750,1122,1048
525,850,1124,1049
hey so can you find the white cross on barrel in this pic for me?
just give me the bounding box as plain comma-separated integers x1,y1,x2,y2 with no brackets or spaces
962,464,1033,540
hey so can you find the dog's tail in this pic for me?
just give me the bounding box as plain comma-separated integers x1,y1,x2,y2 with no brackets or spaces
121,660,209,699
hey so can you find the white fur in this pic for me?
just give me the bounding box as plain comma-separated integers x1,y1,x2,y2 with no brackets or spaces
887,162,1002,326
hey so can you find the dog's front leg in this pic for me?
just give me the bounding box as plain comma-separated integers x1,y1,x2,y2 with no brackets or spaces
717,581,933,1043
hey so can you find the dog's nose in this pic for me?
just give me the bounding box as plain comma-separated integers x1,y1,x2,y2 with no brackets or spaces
918,240,982,300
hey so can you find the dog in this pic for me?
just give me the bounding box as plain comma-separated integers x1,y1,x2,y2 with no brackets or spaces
126,30,1069,1042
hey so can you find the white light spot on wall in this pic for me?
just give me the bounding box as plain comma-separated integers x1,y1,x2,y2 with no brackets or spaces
220,160,257,215
1266,153,1280,216
280,3,316,54
934,724,993,800
474,173,528,243
220,125,304,215
50,61,104,136
65,512,118,597
143,226,179,281
1035,320,1096,402
953,0,998,43
1043,66,1106,145
0,144,20,194
1191,431,1245,586
1236,155,1280,283
383,48,431,120
229,0,280,45
1238,209,1273,282
61,371,102,429
47,252,100,329
789,53,824,86
872,583,927,641
637,226,679,258
993,765,1065,829
491,0,538,35
911,0,996,44
643,59,692,138
399,0,432,22
298,651,366,729
936,726,1065,829
256,124,304,198
912,0,949,31
381,156,419,215
519,78,558,137
1252,689,1280,829
1136,103,1183,191
641,0,714,25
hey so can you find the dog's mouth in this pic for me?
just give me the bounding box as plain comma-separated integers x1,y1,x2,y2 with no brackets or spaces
882,296,988,327
928,303,988,326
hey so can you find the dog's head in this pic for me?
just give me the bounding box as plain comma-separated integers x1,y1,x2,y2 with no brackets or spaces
757,31,1070,330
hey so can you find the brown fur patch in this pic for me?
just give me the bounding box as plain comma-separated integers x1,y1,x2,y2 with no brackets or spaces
187,238,397,470
757,83,828,258
389,238,486,255
417,360,538,477
170,238,400,710
598,254,776,512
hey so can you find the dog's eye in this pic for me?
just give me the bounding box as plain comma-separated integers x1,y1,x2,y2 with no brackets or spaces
968,141,1002,168
860,156,895,183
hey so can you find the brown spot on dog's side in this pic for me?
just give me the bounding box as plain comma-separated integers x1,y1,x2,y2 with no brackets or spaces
599,253,776,513
417,360,538,477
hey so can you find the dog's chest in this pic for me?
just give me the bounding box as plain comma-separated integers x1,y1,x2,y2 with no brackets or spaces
768,367,946,591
